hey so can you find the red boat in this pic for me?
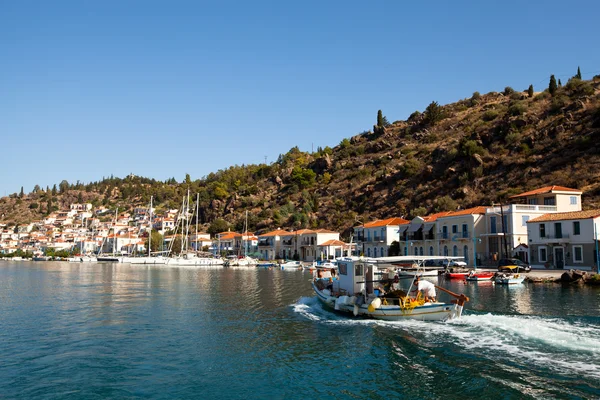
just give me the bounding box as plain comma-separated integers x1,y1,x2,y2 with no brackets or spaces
465,271,495,281
446,272,469,279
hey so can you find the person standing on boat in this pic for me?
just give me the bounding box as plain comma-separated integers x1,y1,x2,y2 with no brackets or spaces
413,275,436,303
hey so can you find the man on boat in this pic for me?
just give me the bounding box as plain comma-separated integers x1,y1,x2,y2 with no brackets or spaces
412,275,436,303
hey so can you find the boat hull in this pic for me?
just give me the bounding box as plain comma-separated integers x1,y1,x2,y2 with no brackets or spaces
312,282,463,322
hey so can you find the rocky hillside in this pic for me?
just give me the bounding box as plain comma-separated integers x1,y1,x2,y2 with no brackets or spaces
2,75,600,238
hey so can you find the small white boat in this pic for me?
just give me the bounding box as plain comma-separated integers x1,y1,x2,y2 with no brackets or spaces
312,257,468,322
280,260,302,270
494,273,526,285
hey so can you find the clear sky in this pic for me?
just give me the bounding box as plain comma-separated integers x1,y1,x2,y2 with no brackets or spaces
2,0,599,196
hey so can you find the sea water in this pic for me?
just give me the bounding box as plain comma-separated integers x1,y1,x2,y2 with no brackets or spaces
0,261,599,399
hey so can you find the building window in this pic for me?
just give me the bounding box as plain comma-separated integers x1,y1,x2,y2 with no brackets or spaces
419,247,424,256
573,245,583,263
442,226,448,239
555,223,562,239
462,224,468,238
452,225,458,234
570,196,577,205
544,197,556,206
528,198,538,205
463,245,469,264
522,215,530,226
539,247,547,262
367,231,371,241
414,247,418,256
453,245,458,256
573,221,580,235
444,246,448,256
367,248,371,257
429,246,434,256
374,247,377,258
540,224,546,238
381,247,384,257
490,216,497,234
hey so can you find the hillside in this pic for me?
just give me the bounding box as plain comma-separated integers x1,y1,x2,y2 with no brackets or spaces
2,75,600,239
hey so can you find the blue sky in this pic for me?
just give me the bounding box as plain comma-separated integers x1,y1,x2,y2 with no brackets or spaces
2,0,599,196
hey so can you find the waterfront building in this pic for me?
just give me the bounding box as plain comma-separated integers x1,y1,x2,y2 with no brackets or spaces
257,229,294,260
355,217,410,258
481,186,582,264
526,210,600,270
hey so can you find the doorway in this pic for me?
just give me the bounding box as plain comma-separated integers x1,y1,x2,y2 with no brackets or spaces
554,247,564,269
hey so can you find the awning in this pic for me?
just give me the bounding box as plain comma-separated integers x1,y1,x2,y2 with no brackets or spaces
407,224,423,233
395,226,409,233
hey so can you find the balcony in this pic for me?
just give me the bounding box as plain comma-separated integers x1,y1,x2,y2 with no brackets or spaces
282,239,293,246
258,241,271,247
539,233,571,243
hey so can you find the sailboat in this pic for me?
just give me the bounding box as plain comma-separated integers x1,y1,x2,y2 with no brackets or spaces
130,196,167,265
166,192,223,267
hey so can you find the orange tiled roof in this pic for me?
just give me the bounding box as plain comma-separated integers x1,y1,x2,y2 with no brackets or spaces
320,239,346,246
363,217,409,228
313,229,338,234
422,212,453,222
260,229,294,237
527,210,600,223
294,229,315,235
443,206,488,217
510,186,582,198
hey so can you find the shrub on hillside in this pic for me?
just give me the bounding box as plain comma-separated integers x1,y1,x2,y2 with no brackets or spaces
423,101,445,126
505,130,521,145
549,95,569,115
482,110,499,121
564,79,595,98
504,86,515,96
508,101,527,116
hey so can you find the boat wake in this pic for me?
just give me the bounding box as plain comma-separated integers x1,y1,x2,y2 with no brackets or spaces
292,299,600,380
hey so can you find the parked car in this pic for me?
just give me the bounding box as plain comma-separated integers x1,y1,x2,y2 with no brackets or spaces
497,258,531,273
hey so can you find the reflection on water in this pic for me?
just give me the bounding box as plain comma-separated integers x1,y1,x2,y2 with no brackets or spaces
0,261,599,399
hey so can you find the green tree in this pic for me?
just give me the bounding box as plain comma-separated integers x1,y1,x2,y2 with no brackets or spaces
77,192,83,204
185,173,191,185
558,79,562,87
59,180,69,193
549,75,558,96
33,184,41,193
19,186,24,198
423,101,444,126
576,66,582,80
147,231,163,253
171,236,182,255
527,84,534,98
208,218,230,236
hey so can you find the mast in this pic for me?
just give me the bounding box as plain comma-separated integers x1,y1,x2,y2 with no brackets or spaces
148,196,153,257
113,208,118,255
244,210,248,257
195,193,199,253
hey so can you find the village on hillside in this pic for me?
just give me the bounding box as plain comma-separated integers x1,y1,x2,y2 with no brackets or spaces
1,185,599,271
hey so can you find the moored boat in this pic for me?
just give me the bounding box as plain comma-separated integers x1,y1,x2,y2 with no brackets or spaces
494,273,525,285
312,257,468,322
465,271,494,281
280,260,302,270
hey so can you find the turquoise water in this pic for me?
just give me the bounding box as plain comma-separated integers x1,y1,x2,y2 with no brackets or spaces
1,262,599,399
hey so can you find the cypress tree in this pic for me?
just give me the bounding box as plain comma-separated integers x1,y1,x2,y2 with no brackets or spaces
19,186,24,198
377,110,384,127
527,84,534,98
549,75,558,96
576,66,582,79
558,79,562,87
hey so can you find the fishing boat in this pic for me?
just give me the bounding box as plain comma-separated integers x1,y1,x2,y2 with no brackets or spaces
312,256,468,322
494,273,525,285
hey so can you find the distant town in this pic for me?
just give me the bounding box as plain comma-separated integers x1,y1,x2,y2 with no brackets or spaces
1,185,599,271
